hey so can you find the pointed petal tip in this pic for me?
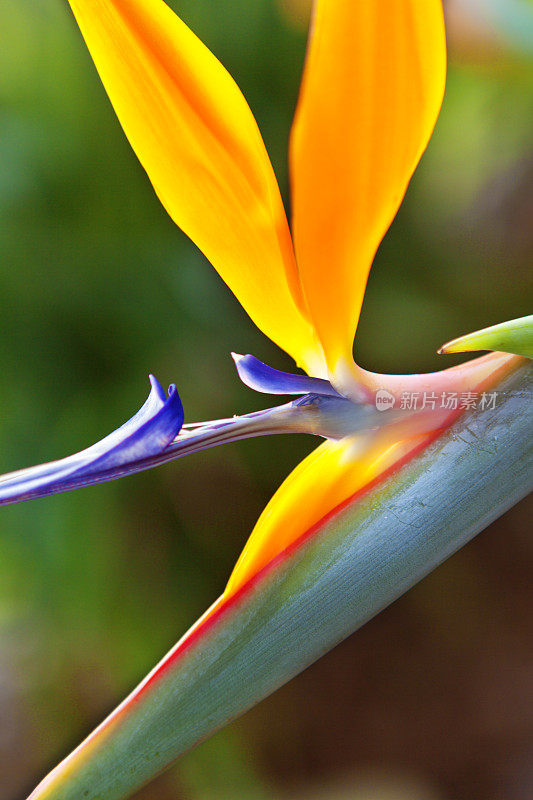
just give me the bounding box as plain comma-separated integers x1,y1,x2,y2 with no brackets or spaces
0,374,185,507
148,373,166,401
438,316,533,359
437,336,469,355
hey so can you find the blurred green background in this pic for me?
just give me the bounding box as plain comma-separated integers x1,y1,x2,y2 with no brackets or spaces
0,1,532,799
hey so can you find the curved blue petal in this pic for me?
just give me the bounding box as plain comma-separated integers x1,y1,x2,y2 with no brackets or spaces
232,353,340,397
0,376,184,505
0,361,367,508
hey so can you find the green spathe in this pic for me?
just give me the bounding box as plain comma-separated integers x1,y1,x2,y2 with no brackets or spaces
30,362,533,800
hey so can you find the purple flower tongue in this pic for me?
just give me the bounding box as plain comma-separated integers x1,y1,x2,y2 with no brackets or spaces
232,353,340,397
0,375,184,505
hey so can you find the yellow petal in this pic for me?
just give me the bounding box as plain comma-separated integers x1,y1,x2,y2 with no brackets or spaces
290,0,447,376
68,0,323,372
225,432,419,597
224,350,519,597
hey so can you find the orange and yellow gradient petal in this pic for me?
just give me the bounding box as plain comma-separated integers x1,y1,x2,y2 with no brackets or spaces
224,351,519,596
290,0,447,381
225,434,420,598
68,0,324,373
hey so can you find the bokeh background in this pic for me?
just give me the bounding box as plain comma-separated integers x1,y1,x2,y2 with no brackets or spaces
0,1,532,798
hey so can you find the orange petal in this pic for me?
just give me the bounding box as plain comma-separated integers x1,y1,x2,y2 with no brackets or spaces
68,0,323,372
225,351,519,597
225,432,420,597
290,0,447,376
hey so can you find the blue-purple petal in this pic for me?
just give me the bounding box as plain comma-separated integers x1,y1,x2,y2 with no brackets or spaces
0,357,353,508
232,353,340,397
0,376,184,505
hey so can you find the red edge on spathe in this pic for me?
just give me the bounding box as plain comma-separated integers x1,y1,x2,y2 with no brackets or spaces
31,356,521,795
88,360,522,714
63,428,454,743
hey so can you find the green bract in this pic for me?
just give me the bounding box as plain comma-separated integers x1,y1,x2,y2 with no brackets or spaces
440,315,533,359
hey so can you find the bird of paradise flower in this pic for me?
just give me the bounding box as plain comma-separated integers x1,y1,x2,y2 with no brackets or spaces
11,2,530,799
